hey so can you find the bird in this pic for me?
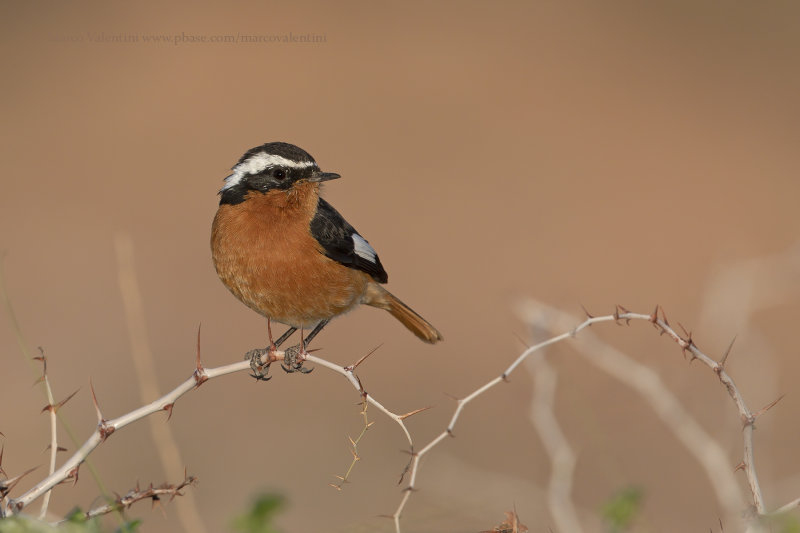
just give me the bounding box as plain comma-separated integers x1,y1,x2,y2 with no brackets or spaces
211,142,442,377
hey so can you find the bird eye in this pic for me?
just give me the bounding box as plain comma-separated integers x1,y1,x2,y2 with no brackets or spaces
274,169,286,180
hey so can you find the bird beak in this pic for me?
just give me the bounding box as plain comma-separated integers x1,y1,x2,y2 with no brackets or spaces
308,171,341,183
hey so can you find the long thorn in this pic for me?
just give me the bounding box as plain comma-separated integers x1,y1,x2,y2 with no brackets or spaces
720,335,737,368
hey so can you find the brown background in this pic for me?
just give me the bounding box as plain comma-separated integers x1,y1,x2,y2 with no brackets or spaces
2,1,800,532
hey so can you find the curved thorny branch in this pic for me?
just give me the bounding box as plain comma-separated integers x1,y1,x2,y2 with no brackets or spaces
1,340,240,516
0,334,425,522
388,303,791,532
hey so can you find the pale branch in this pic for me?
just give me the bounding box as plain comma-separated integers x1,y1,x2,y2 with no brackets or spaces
520,302,746,524
114,232,209,533
771,496,800,516
526,348,583,533
302,352,420,489
318,342,431,490
586,305,763,512
2,346,424,521
390,303,788,532
515,302,791,521
388,317,603,528
304,353,416,450
1,466,37,517
33,351,59,520
3,358,243,514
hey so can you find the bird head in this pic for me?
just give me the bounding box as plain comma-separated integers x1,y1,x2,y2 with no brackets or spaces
219,142,340,205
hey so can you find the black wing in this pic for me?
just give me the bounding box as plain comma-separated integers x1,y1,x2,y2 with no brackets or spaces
309,198,388,283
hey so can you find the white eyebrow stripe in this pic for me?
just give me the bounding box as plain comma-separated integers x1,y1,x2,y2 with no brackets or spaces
220,152,317,192
352,234,377,263
239,153,316,174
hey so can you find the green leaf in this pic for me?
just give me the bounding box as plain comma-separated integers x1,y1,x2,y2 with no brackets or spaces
114,520,141,533
230,493,285,533
766,513,800,533
601,486,643,533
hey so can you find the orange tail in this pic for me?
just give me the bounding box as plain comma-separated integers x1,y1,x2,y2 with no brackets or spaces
364,284,443,344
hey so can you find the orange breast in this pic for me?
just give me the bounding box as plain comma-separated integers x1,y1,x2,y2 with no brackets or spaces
211,184,369,328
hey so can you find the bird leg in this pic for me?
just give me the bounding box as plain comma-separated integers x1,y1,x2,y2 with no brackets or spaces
281,326,309,374
246,318,297,380
281,319,329,374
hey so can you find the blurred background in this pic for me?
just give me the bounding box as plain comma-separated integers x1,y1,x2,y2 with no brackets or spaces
1,1,799,532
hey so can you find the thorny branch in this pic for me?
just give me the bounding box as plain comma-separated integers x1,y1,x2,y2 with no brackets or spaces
33,350,67,520
522,302,746,527
387,303,791,532
66,472,197,523
1,342,238,516
0,338,425,521
329,394,373,490
1,303,794,533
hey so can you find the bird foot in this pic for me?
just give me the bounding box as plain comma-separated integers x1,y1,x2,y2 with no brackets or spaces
245,346,279,381
281,344,314,374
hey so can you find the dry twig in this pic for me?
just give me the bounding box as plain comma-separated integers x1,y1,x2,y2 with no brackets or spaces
68,472,197,522
34,351,61,520
114,232,208,533
525,343,583,533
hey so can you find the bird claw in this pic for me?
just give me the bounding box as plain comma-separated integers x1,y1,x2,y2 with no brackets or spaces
280,344,314,374
245,348,273,381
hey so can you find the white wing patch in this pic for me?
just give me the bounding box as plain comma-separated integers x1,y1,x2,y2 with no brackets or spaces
221,152,317,192
352,234,377,264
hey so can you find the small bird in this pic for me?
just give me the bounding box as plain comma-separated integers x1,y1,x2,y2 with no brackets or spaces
211,142,442,377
